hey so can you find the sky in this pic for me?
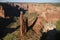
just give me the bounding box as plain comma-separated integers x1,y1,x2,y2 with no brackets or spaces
0,0,60,3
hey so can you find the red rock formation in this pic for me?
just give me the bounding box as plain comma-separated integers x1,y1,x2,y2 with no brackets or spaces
0,3,60,34
0,5,4,18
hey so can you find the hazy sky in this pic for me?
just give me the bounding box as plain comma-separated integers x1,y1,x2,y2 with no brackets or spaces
0,0,60,3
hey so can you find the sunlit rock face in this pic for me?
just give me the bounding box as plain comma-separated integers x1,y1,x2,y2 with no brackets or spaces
28,4,60,23
27,4,60,34
43,22,56,32
0,5,4,18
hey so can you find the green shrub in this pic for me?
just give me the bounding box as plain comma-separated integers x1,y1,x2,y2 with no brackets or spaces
56,20,60,30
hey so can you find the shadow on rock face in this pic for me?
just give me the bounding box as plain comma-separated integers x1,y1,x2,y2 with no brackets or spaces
0,3,27,40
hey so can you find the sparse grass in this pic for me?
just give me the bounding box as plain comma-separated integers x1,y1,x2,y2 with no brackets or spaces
56,20,60,30
51,3,60,7
3,32,20,40
3,33,13,40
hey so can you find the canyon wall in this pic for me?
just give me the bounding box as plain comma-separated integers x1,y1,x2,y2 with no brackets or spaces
0,3,60,23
